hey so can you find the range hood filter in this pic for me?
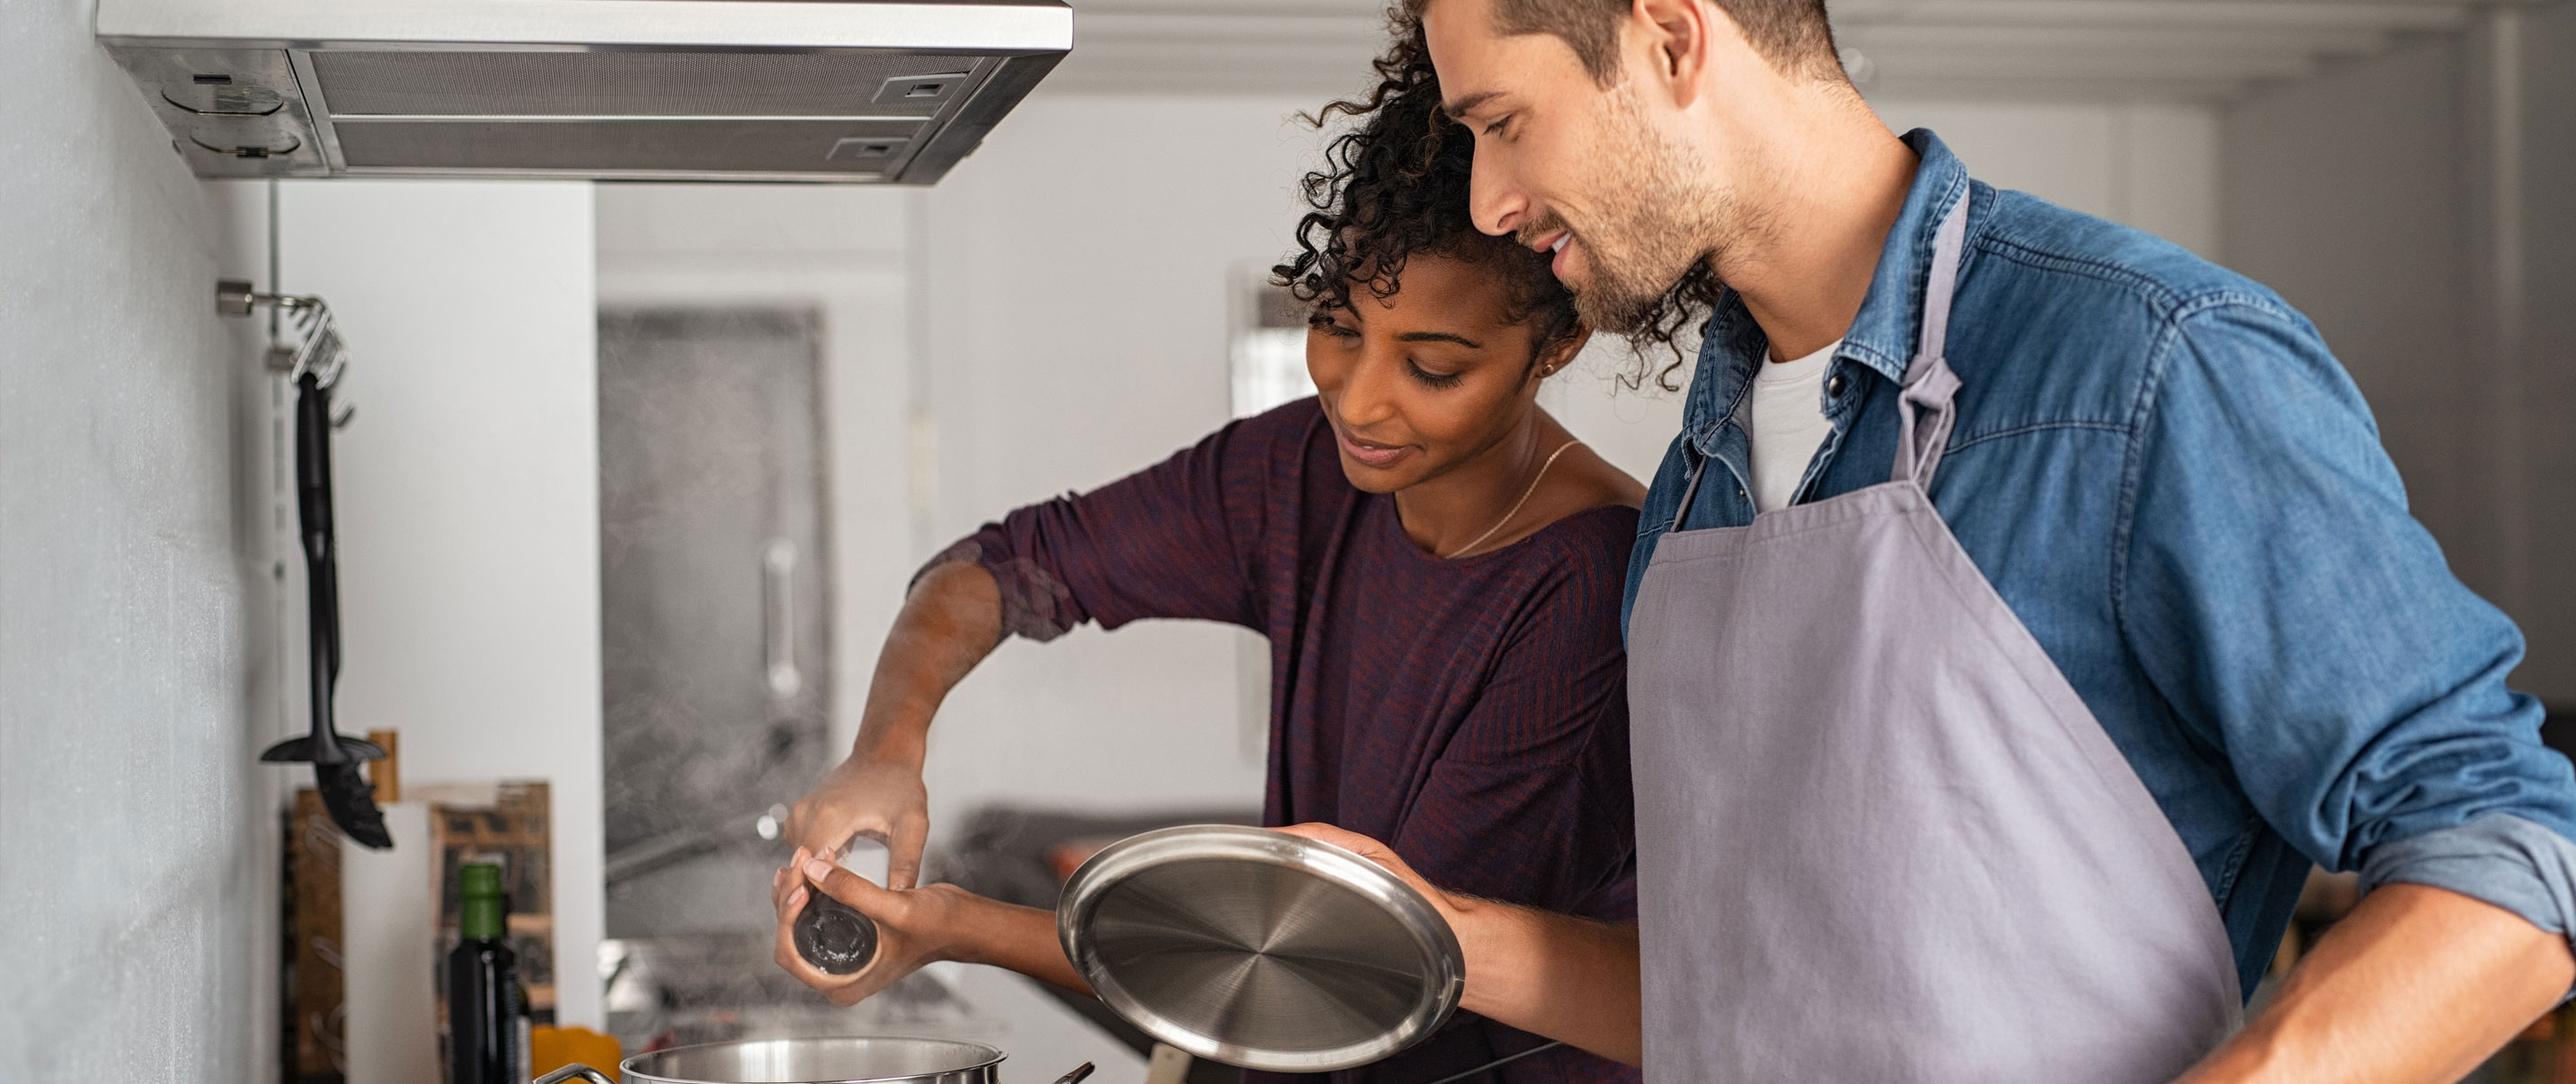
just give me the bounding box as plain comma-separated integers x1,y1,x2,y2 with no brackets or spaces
97,0,1071,184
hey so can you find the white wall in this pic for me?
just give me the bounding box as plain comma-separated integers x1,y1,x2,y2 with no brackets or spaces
0,2,272,1081
274,180,608,1026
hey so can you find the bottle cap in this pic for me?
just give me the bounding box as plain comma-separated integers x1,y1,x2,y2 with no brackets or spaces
459,863,505,897
458,863,509,940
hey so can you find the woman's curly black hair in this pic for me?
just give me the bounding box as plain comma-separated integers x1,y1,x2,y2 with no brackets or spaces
1271,23,1580,375
1272,16,1713,391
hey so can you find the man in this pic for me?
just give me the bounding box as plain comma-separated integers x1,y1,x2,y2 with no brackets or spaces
1288,0,2576,1079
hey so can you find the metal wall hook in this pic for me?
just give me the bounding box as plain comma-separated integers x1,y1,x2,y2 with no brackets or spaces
218,278,351,388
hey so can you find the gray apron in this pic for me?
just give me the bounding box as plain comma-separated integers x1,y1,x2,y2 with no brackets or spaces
1627,191,2242,1082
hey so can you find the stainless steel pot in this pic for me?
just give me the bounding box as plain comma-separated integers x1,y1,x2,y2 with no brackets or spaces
537,1036,1006,1084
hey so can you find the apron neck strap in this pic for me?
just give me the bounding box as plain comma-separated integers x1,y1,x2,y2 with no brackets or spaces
1665,186,1974,531
1894,187,1972,490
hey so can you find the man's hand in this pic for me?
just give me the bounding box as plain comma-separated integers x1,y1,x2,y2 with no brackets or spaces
2175,884,2572,1083
787,757,932,890
769,847,974,1006
1275,822,1644,1066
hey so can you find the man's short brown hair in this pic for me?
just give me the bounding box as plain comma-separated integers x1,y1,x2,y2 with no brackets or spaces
1410,0,1843,84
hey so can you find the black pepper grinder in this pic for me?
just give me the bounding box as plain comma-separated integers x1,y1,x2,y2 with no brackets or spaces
793,866,880,974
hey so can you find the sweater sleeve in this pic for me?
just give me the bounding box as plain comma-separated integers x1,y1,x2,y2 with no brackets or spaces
921,402,1311,641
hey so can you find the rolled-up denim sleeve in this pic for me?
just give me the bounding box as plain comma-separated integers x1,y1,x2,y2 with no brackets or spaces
2360,815,2576,936
2119,298,2576,945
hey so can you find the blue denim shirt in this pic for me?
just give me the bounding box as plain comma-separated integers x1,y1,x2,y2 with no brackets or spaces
1624,129,2576,996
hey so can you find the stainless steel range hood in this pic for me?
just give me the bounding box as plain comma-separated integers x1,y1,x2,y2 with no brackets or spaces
97,0,1070,184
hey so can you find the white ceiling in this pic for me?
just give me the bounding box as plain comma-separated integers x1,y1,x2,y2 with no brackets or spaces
1045,0,2533,102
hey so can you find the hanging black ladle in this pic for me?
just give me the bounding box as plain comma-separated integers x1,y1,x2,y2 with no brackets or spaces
258,369,390,849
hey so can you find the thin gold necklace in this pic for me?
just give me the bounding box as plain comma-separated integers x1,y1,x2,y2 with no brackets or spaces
1443,439,1585,560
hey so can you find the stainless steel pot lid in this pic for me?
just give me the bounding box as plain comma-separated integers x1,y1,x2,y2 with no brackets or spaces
619,1036,1005,1084
1056,825,1465,1072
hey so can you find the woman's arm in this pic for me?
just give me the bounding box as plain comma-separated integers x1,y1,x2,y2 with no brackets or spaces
771,846,1091,1006
775,410,1304,1004
789,408,1304,884
1277,824,1643,1065
789,560,1002,891
775,562,1012,1006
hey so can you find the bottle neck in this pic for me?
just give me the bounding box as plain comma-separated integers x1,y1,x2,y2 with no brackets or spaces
460,894,505,941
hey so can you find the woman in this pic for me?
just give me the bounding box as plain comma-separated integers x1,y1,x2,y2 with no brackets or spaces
770,47,1644,1084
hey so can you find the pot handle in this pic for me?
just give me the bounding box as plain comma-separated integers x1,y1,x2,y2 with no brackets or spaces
535,1065,617,1084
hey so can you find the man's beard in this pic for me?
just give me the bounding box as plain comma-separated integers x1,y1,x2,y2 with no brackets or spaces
1541,83,1747,336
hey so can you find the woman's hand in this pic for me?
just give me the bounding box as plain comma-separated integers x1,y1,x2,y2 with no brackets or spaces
787,560,1007,890
1274,822,1471,926
788,756,932,890
1274,822,1643,1065
769,846,976,1007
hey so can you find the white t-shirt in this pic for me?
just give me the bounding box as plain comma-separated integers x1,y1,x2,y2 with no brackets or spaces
1746,339,1842,512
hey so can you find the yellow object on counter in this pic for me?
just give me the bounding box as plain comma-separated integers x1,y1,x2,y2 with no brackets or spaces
531,1026,622,1081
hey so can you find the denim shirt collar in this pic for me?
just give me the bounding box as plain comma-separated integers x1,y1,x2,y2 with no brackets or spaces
1680,129,1976,457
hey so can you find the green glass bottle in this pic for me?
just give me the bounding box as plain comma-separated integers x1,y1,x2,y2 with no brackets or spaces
447,864,525,1084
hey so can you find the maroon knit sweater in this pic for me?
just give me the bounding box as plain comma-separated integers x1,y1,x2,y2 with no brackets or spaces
945,398,1639,1084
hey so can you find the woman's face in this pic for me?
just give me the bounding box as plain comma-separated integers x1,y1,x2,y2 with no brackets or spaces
1306,253,1577,494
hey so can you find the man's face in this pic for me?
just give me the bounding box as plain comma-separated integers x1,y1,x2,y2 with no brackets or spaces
1424,0,1733,333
